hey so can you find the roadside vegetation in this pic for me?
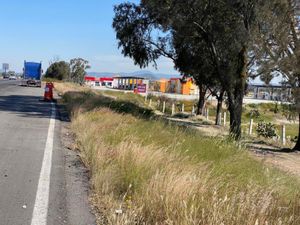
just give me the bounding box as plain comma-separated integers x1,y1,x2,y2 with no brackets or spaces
44,58,90,85
112,0,300,150
135,93,299,145
56,83,300,225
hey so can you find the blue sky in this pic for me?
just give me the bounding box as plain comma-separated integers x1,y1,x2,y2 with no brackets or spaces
0,0,176,74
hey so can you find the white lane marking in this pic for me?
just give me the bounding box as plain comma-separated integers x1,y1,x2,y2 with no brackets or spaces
31,102,56,225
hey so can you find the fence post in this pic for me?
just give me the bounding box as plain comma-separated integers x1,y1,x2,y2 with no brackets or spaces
172,103,175,115
182,104,185,113
149,99,152,107
249,119,253,135
202,107,206,116
163,101,166,114
281,125,286,146
223,112,227,127
218,112,222,125
157,100,161,108
192,106,195,115
206,108,209,120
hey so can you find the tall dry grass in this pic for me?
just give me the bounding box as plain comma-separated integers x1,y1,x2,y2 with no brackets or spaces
61,88,300,225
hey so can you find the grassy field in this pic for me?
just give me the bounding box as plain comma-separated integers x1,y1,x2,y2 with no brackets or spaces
56,83,300,225
146,94,299,142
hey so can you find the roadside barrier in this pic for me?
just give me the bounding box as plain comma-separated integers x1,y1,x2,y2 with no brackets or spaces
44,82,54,101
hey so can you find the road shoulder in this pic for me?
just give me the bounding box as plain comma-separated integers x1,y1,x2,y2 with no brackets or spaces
57,103,96,225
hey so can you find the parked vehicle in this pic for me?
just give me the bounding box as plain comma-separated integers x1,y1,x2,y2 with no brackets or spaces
21,61,42,87
9,75,17,80
3,74,9,79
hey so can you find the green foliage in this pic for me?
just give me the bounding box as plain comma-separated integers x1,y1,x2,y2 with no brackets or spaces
113,0,283,139
45,61,70,80
256,122,277,138
281,103,297,121
249,109,260,118
69,58,90,84
291,136,298,143
254,0,300,148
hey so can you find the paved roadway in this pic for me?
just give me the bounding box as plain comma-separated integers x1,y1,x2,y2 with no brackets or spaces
0,80,95,225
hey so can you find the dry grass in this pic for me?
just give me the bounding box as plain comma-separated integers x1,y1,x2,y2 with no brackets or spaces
60,86,300,225
54,82,89,95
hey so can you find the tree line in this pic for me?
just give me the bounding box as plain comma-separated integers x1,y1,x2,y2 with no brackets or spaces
113,0,300,150
45,58,90,85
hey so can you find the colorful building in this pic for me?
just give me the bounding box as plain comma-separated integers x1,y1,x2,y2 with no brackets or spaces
159,79,169,93
158,77,198,95
112,76,147,90
182,78,198,95
84,76,113,87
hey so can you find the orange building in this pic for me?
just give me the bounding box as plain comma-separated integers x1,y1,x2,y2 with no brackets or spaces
181,78,198,95
159,77,198,95
159,79,169,93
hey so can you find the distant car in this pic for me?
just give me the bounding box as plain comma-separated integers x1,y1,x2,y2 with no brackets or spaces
9,75,17,80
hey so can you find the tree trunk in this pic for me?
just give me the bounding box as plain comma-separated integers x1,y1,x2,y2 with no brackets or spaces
197,85,206,115
293,113,300,151
227,46,247,140
215,91,224,125
228,91,244,139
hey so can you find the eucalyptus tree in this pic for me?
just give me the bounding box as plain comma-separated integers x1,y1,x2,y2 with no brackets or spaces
254,0,300,150
173,34,225,123
113,0,276,138
69,58,91,85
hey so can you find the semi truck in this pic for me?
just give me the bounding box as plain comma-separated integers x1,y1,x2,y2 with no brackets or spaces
21,61,42,87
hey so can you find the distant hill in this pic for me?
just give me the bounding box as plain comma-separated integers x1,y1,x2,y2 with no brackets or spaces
88,70,181,81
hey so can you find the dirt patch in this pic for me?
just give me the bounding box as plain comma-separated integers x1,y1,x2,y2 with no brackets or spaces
164,117,227,137
248,142,300,178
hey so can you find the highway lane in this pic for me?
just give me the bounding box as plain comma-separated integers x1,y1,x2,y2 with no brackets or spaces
0,80,95,225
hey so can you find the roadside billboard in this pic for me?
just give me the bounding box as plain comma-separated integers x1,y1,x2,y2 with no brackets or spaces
137,84,147,93
2,63,9,72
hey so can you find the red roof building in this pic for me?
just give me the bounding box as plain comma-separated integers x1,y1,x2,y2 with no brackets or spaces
84,76,98,82
99,77,113,82
84,76,114,88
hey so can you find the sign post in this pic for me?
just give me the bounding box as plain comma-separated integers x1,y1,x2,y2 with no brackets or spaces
2,63,9,77
281,125,286,146
137,84,147,93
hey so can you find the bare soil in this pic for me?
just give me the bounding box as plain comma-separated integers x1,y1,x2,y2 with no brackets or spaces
247,141,300,178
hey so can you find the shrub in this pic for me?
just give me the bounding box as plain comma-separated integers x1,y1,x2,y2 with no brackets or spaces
249,109,260,118
256,122,277,138
172,112,190,119
291,136,298,143
282,103,297,121
45,61,70,80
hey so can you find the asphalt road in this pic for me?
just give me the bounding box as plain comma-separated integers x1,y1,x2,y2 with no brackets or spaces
0,80,95,225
